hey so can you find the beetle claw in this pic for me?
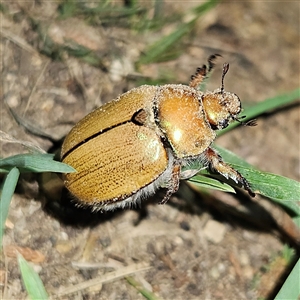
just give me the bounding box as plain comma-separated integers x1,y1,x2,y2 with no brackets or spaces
203,147,255,197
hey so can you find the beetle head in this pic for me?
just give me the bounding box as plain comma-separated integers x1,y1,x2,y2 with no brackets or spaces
202,89,241,130
201,62,242,130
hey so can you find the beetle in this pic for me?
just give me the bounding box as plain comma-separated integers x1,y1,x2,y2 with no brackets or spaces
61,55,255,211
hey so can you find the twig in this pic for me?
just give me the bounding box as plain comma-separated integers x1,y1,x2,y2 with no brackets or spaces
0,28,40,56
51,262,151,298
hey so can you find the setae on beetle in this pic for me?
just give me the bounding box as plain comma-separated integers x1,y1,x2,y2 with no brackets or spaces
61,55,256,211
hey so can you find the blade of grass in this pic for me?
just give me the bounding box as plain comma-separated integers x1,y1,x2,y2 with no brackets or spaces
138,18,197,64
138,0,218,64
218,87,300,136
57,1,78,19
231,165,300,204
125,276,161,300
0,3,9,13
275,258,300,300
215,146,300,214
0,167,20,249
18,254,49,300
292,216,300,230
188,174,236,193
184,144,299,215
0,154,75,173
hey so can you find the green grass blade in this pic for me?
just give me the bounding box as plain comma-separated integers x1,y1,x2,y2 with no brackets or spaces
125,276,161,300
232,165,300,205
184,144,299,214
18,254,49,300
57,0,77,19
138,0,218,64
0,154,75,173
215,146,300,215
293,216,300,226
138,19,196,64
192,0,219,14
0,167,20,249
219,87,300,136
275,258,300,300
214,145,253,168
188,174,236,193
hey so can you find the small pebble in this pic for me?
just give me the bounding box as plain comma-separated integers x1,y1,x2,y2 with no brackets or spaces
203,220,226,243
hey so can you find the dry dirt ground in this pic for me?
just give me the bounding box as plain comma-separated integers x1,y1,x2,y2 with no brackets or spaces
1,1,299,300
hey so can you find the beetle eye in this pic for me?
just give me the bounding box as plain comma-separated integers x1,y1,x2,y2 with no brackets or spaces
219,119,229,129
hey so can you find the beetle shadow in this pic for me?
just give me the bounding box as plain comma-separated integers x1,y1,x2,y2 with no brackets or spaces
170,182,300,300
169,181,300,250
38,175,299,251
37,172,154,228
40,185,128,228
33,158,299,250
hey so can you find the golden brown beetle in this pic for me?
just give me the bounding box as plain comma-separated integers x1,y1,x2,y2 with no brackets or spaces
61,55,255,211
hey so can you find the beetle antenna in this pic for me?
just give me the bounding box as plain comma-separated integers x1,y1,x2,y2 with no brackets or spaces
235,115,257,126
207,54,221,73
244,119,258,126
189,65,207,88
189,54,222,89
221,63,229,94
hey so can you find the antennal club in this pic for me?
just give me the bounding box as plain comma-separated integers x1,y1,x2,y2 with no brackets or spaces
189,54,222,89
207,54,222,73
235,115,257,127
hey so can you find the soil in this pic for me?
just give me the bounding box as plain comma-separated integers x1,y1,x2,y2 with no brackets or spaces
1,2,299,300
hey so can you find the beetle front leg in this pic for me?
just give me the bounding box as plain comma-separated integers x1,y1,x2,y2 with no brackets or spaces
159,163,181,205
204,148,255,197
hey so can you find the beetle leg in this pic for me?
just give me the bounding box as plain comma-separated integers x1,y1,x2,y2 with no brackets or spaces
159,163,181,205
204,147,255,197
